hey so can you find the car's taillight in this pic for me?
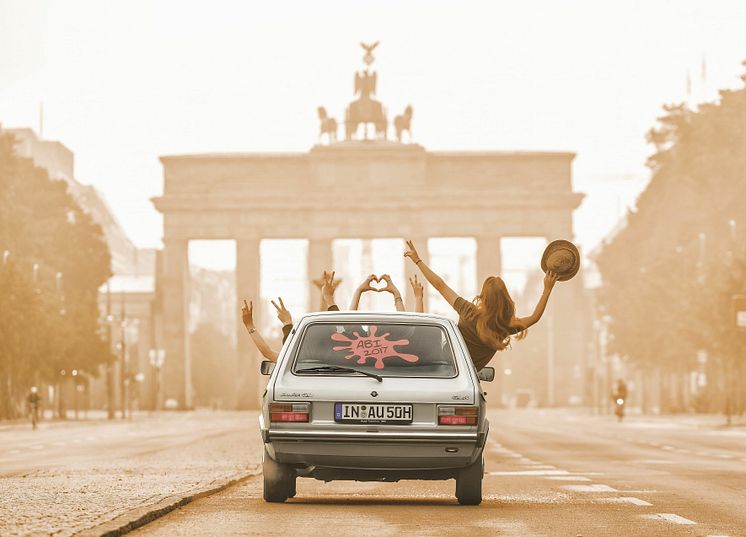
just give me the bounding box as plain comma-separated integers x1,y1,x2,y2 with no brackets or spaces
269,403,310,422
438,405,478,425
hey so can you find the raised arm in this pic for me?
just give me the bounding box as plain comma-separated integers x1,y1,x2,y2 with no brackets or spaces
241,299,279,362
350,274,376,310
514,271,558,329
380,274,405,311
404,239,459,307
321,270,338,310
409,274,425,313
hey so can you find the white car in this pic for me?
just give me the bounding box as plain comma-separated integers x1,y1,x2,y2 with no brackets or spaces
259,311,494,505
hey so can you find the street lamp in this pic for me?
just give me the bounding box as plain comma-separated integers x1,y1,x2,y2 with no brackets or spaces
148,349,165,412
71,369,79,420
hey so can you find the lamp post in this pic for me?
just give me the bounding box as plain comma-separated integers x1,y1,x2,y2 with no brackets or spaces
148,349,165,412
71,369,79,420
105,281,115,419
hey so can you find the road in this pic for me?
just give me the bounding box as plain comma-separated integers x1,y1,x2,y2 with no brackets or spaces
132,409,746,537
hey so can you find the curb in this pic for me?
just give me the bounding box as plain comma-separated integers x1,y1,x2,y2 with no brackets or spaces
75,465,261,537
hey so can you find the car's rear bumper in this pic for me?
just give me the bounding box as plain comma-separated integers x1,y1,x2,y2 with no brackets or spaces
262,420,489,473
266,429,482,443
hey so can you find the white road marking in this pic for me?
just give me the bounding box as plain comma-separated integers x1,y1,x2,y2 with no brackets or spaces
545,476,592,482
489,469,569,476
661,445,675,451
9,449,21,455
600,497,653,506
562,484,618,492
643,513,696,525
30,445,44,450
717,454,734,459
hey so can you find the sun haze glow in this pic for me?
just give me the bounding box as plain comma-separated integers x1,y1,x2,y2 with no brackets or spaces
2,0,745,270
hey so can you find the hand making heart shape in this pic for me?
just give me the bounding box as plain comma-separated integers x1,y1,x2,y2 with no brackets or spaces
359,274,397,293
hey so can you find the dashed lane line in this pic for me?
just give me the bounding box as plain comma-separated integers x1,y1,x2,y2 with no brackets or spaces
545,476,592,482
489,469,570,476
642,513,696,525
562,484,618,493
600,497,653,506
717,454,734,459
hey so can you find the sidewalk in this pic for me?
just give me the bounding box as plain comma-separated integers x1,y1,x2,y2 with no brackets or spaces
0,410,263,537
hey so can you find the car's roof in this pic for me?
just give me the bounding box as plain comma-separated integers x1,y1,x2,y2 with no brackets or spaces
297,310,455,326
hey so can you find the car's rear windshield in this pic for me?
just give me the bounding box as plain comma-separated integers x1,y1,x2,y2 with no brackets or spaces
293,322,457,378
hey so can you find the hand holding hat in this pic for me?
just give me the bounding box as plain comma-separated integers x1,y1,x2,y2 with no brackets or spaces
541,240,580,282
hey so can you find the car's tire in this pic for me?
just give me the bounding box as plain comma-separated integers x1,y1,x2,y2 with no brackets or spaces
263,449,295,503
456,455,483,505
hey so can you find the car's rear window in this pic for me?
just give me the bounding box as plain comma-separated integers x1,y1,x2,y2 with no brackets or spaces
293,323,457,378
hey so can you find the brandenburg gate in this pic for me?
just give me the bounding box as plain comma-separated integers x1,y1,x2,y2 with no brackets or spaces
152,44,584,409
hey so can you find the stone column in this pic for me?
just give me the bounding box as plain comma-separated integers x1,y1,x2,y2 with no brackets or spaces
476,236,502,286
307,238,333,311
161,238,191,409
236,238,261,409
404,237,429,312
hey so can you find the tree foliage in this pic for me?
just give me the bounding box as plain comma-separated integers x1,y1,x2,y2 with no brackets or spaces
596,63,746,380
0,132,113,418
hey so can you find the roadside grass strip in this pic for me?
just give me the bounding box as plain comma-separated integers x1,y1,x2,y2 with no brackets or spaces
561,484,618,492
642,513,696,525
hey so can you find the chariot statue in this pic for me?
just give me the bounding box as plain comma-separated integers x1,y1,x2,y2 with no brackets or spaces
316,42,414,144
345,42,388,141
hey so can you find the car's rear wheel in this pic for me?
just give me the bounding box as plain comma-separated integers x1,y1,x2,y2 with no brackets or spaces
263,448,296,503
456,455,483,505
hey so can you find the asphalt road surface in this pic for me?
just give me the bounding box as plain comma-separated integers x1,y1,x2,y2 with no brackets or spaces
132,409,746,537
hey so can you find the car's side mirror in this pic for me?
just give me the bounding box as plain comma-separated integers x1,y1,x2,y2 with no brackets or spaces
260,360,275,376
477,367,495,382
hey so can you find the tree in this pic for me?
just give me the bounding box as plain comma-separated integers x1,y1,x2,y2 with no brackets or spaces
596,61,746,414
0,132,112,418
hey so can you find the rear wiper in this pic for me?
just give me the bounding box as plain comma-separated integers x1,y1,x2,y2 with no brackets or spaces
296,365,383,383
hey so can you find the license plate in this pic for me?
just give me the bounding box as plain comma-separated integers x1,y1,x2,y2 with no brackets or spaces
334,403,413,424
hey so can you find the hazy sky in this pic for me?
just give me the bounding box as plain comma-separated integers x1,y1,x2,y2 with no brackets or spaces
2,0,746,263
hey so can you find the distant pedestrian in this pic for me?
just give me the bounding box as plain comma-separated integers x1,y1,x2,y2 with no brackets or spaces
27,386,41,430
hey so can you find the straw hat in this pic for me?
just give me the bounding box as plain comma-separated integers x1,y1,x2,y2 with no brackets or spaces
541,240,580,282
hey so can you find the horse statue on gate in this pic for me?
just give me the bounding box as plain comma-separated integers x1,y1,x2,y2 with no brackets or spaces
317,106,338,144
394,105,413,143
